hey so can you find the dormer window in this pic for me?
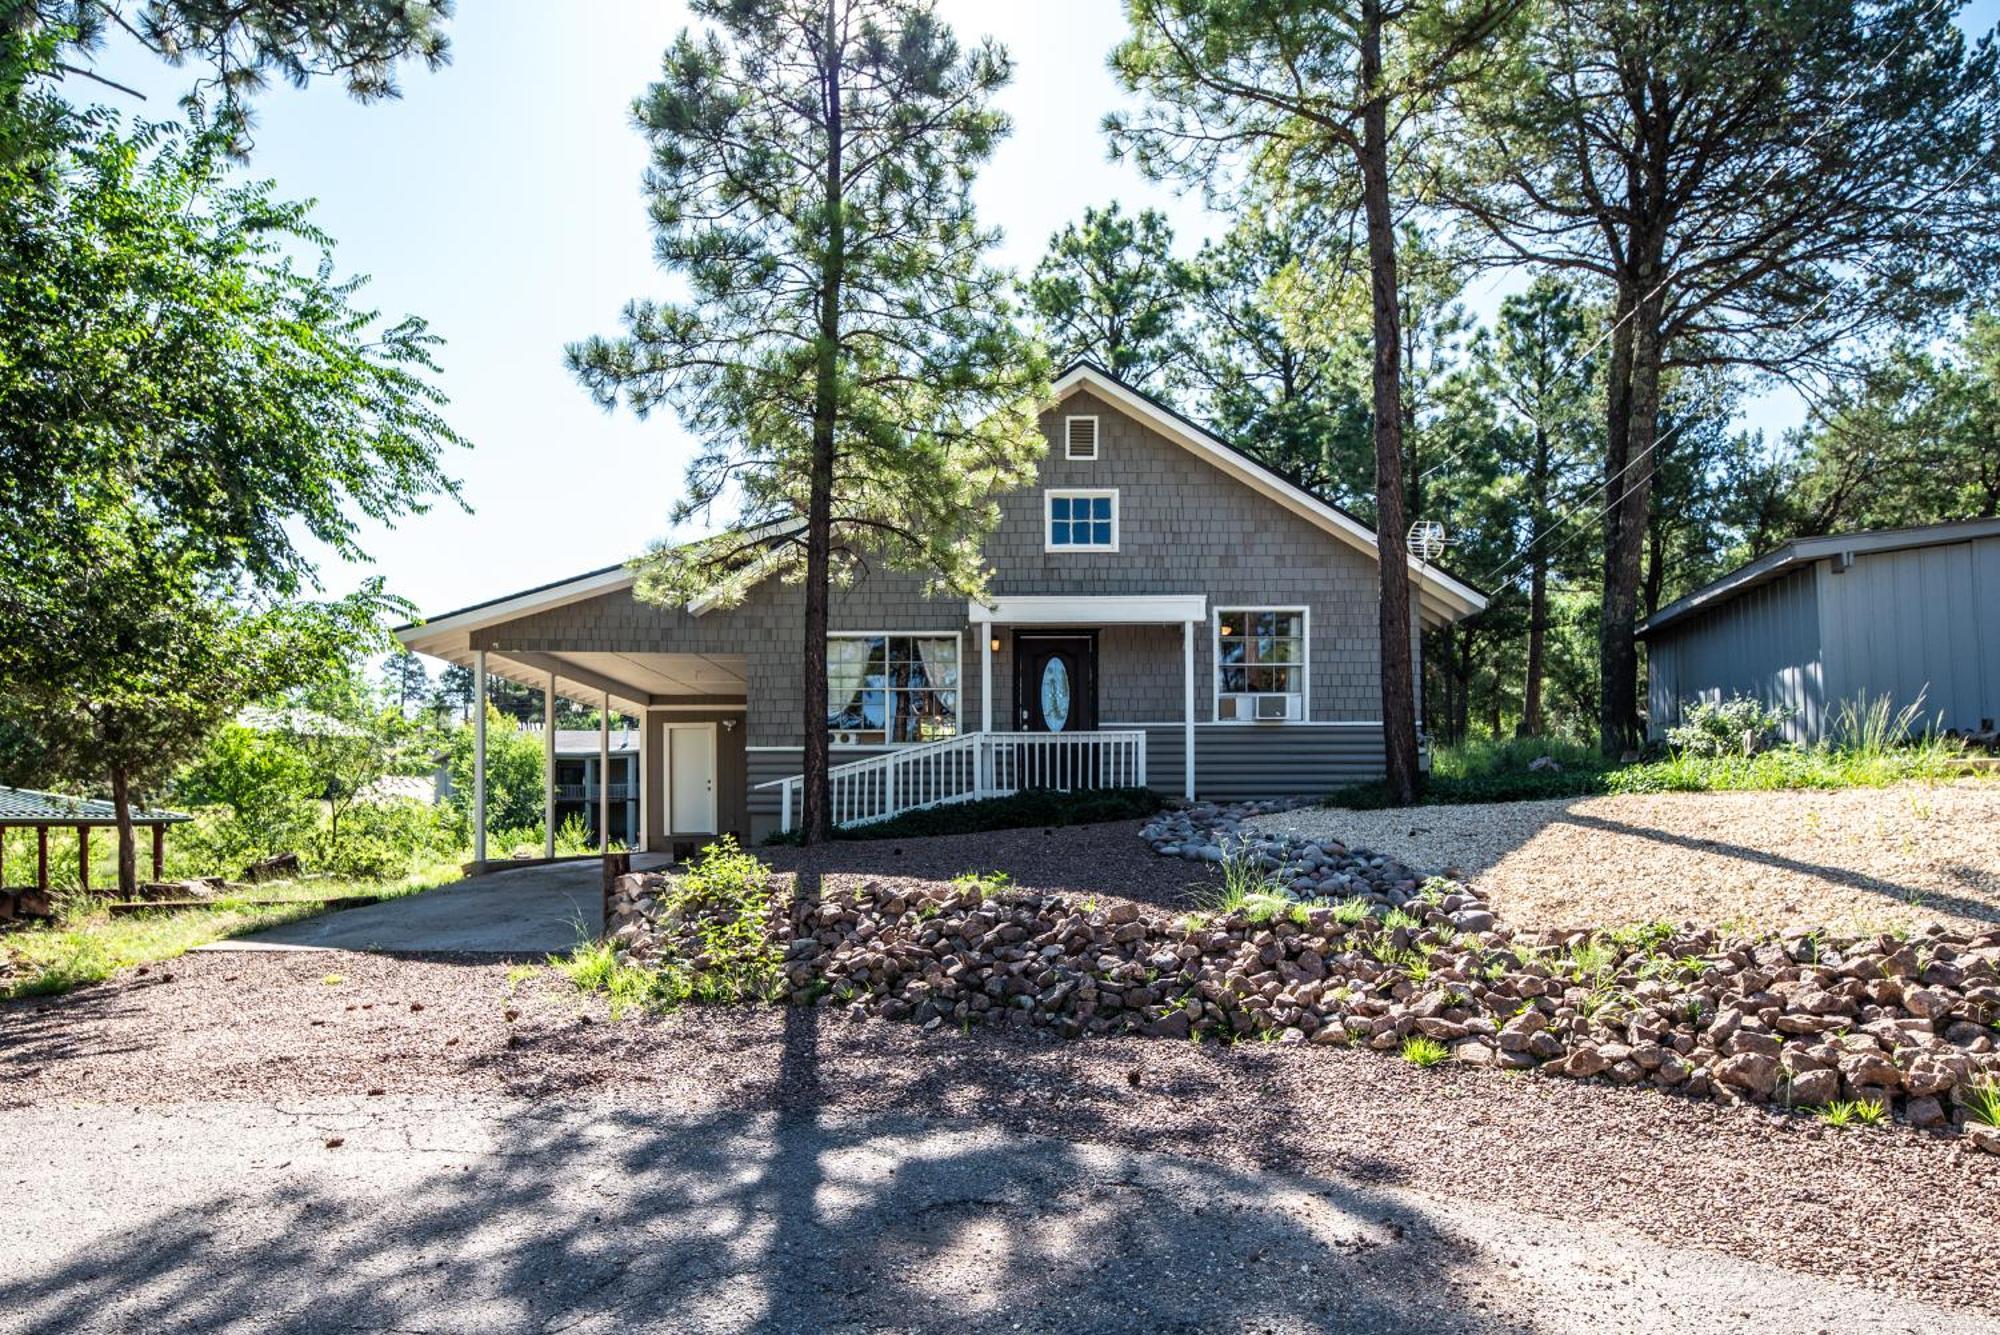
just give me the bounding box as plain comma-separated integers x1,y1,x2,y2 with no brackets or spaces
1045,489,1118,551
1065,415,1099,460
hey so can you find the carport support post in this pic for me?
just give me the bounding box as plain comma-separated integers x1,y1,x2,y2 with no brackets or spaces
473,650,488,866
598,693,610,853
543,674,557,860
1182,619,1196,801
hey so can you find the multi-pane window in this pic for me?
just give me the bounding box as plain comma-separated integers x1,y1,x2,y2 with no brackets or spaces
826,634,961,745
1216,609,1306,719
1046,490,1117,550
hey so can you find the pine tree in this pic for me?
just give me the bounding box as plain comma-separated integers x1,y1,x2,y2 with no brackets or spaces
570,0,1049,844
1025,202,1190,392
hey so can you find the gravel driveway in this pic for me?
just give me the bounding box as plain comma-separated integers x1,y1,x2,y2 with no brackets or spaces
1255,780,2000,935
6,949,1999,1330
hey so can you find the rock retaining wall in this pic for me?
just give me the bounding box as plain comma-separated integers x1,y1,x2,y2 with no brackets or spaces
606,861,2000,1154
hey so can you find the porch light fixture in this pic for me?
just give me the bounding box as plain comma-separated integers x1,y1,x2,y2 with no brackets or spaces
989,636,1002,653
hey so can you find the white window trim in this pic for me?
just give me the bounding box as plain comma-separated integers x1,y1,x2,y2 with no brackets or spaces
1044,488,1120,553
1064,414,1100,460
825,630,964,748
1211,605,1310,724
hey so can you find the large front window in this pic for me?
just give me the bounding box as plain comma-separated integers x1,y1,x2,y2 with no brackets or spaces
1216,608,1306,721
826,634,961,745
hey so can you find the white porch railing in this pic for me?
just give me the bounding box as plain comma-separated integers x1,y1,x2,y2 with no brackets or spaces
757,730,1147,832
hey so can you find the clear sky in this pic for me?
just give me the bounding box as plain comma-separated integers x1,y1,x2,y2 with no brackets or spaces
80,0,2000,622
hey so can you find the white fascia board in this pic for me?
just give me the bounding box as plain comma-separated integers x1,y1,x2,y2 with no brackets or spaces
396,565,637,648
1050,365,1488,620
967,594,1207,625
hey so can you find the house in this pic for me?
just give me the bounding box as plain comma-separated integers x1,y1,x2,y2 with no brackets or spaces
546,728,640,846
395,362,1487,859
1637,517,2000,744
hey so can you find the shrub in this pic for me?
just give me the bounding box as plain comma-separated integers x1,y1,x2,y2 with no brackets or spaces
766,785,1162,843
1666,694,1787,759
311,798,455,880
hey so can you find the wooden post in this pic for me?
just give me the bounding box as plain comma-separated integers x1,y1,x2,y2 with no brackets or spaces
152,824,165,880
37,825,48,892
78,824,89,892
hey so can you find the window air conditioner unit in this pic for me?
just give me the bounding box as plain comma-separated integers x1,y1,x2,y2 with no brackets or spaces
1221,694,1300,721
1253,694,1292,721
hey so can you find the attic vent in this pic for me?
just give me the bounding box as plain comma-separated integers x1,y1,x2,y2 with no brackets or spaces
1065,415,1099,460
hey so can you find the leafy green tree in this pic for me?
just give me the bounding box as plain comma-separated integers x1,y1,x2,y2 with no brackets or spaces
0,111,464,889
444,706,544,840
1111,0,1524,804
0,519,386,892
171,718,319,867
569,0,1049,843
282,669,423,867
1449,0,2000,754
1025,201,1190,391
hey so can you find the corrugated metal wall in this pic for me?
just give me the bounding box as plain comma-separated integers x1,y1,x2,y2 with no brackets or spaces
1817,536,2000,736
1645,565,1825,743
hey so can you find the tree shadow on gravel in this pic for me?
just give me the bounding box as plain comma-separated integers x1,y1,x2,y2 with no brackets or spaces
1554,810,2000,925
0,1098,1513,1334
0,981,161,1079
0,880,1513,1333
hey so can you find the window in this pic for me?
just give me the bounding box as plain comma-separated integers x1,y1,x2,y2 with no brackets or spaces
1215,608,1307,722
1045,489,1118,551
826,634,960,745
1065,415,1099,460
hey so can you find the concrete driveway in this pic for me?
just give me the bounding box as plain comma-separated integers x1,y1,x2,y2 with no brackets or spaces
206,856,668,955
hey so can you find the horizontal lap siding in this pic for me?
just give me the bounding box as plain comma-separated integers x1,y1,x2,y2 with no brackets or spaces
1137,725,1386,801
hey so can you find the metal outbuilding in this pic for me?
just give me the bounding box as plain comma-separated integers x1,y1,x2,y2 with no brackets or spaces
1637,518,2000,743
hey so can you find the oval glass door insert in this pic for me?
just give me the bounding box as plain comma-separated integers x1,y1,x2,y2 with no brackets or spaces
1040,657,1071,732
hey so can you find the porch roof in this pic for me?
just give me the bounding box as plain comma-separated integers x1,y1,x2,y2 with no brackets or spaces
0,786,192,828
968,594,1206,625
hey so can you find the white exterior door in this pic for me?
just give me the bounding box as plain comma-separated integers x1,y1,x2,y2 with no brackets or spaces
667,724,717,834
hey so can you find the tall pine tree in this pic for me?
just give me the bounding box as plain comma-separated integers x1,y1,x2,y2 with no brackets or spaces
570,0,1048,844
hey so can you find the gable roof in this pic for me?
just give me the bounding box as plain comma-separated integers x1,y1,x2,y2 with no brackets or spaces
1636,516,2000,639
396,362,1488,644
1052,361,1486,624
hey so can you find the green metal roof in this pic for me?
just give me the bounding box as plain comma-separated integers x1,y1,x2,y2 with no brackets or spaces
0,786,193,827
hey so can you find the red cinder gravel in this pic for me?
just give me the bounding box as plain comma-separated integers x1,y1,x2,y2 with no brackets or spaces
7,941,2000,1317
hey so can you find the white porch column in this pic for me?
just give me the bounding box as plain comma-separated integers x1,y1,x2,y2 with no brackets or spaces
1182,619,1197,800
543,674,557,859
472,649,488,865
637,713,651,854
980,630,994,732
598,692,611,852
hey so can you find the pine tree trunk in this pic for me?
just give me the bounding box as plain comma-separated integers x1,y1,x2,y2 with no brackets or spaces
1358,0,1420,805
110,766,136,897
800,0,844,847
1600,296,1661,758
1521,426,1549,738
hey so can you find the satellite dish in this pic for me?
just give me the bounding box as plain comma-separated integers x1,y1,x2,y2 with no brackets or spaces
1407,520,1449,562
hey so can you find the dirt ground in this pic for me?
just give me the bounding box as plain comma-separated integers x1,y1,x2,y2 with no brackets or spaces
1257,780,2000,935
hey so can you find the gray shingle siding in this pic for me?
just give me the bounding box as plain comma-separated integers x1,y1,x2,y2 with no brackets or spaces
478,385,1397,803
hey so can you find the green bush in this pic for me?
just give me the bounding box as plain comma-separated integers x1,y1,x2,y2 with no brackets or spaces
1327,768,1612,809
311,798,455,880
765,785,1163,843
1666,694,1786,759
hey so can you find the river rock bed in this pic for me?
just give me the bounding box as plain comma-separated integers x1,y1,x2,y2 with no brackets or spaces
1140,799,1500,932
605,868,2000,1153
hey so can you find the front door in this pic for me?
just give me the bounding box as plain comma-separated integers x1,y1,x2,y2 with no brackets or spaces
1014,633,1097,733
667,723,717,834
1012,633,1098,791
